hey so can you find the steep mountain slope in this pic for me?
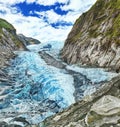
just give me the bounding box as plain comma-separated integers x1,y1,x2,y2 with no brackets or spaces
18,34,41,46
61,0,120,71
0,18,25,68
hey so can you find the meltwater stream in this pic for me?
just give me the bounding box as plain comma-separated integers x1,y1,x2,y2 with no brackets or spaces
0,41,118,126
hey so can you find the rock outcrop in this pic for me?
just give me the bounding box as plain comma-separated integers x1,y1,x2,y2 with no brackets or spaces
0,18,41,69
18,34,41,46
0,18,25,68
61,0,120,71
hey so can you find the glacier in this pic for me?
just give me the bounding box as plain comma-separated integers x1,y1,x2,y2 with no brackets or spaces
0,51,75,124
0,41,118,125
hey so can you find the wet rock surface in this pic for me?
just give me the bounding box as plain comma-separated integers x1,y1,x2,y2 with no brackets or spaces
86,95,120,127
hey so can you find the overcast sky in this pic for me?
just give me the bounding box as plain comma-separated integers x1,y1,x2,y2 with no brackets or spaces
0,0,96,42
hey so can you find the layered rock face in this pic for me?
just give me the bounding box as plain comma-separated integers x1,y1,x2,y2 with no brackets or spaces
61,0,120,70
18,34,41,46
0,18,25,68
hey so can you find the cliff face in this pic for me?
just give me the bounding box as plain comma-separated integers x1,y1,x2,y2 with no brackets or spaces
0,18,26,68
61,0,120,70
18,34,41,46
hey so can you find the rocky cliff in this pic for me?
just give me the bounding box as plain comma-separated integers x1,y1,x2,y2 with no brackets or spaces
18,34,41,46
61,0,120,71
0,18,25,68
0,18,41,69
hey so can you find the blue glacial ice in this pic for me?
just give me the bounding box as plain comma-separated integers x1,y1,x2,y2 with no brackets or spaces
0,41,118,125
0,50,75,124
66,65,118,97
27,41,64,59
67,65,118,83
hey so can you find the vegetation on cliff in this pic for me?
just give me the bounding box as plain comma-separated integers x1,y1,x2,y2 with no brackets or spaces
0,18,15,32
0,18,26,48
61,0,120,70
65,0,120,43
0,18,25,67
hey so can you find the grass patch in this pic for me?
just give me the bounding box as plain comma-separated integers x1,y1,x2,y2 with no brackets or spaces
0,18,15,32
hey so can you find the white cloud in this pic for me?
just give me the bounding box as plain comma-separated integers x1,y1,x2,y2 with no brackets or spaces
35,25,72,42
0,0,97,42
34,9,82,27
61,0,96,11
26,0,37,4
0,4,71,42
36,0,69,6
0,0,25,5
0,0,69,6
34,10,62,24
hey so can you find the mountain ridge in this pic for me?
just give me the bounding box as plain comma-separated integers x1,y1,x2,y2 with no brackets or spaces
61,0,120,71
0,18,25,68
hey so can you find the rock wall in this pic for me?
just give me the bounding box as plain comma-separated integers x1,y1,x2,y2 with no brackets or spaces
0,18,26,68
18,34,41,46
61,0,120,71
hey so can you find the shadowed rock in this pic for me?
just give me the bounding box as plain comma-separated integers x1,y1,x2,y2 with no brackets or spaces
18,34,41,46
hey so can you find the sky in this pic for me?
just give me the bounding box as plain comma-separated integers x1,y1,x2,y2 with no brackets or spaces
0,0,96,42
